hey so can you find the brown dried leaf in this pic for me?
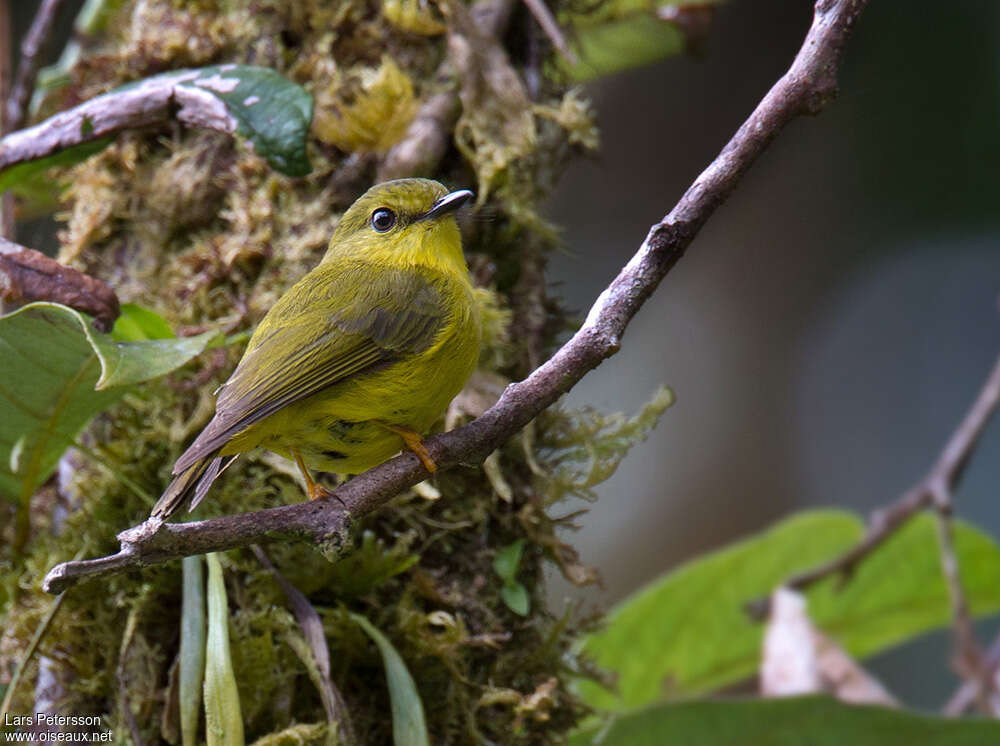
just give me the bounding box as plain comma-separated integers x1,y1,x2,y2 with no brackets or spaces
0,238,120,331
761,588,897,707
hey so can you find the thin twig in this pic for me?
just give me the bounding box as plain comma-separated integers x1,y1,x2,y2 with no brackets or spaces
933,510,988,711
944,626,1000,717
0,0,14,238
521,0,577,65
745,352,1000,622
6,0,66,132
0,591,67,722
43,0,870,594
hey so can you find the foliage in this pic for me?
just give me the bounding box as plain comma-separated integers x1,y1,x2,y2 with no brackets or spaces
494,540,530,616
559,0,722,81
0,0,611,742
568,696,1000,746
576,510,1000,710
535,386,674,502
0,302,218,505
204,553,244,746
351,613,429,746
169,65,313,177
180,556,206,746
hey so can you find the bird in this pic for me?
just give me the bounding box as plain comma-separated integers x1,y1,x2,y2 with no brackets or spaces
151,178,481,519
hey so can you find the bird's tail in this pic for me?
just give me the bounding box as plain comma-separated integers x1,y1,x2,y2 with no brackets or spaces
151,455,238,519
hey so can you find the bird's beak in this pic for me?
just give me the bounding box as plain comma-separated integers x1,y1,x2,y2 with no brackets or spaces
419,189,474,221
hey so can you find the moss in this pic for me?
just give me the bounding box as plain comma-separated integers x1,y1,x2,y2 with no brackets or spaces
0,0,664,743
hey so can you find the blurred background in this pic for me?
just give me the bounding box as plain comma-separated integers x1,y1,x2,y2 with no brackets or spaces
8,0,1000,712
543,0,1000,708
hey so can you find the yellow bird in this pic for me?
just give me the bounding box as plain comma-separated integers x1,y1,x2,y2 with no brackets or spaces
152,179,480,519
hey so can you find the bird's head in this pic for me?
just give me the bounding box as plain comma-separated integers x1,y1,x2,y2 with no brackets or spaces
323,178,473,275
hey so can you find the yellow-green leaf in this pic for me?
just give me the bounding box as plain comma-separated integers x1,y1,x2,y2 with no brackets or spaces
204,553,244,746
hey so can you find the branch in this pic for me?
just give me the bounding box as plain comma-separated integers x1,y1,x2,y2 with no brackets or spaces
745,352,1000,619
0,69,254,173
0,0,14,238
43,0,870,594
377,0,515,181
521,0,577,65
0,236,121,330
6,0,65,132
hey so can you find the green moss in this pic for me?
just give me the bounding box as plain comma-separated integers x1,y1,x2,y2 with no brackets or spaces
0,0,636,742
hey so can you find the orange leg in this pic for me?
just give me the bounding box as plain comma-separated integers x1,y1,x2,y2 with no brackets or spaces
378,423,437,473
292,449,328,501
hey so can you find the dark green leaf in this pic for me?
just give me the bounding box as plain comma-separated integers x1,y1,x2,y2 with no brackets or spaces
569,696,1000,746
0,302,218,503
576,510,1000,710
178,65,313,177
180,555,206,746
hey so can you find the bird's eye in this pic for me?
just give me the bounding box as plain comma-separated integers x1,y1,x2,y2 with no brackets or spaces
370,208,397,232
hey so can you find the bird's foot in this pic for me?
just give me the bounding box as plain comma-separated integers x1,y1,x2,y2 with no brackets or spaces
379,423,438,473
308,482,347,509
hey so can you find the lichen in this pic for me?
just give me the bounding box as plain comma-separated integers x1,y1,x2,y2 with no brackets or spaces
0,0,659,743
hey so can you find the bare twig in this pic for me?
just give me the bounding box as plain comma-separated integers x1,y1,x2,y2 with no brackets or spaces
43,0,869,594
0,69,257,174
6,0,66,132
0,0,14,238
0,591,67,722
933,510,988,710
0,236,121,330
746,352,1000,617
521,0,577,65
945,626,1000,717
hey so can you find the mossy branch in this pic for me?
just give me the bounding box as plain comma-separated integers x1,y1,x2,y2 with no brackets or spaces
43,0,870,595
0,69,245,173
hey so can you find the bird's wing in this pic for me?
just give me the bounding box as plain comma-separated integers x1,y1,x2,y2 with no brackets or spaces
172,262,448,473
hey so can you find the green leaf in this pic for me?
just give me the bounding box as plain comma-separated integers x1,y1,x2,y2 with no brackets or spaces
111,303,176,341
563,14,685,82
493,539,525,582
180,555,206,746
559,1,723,82
0,139,111,194
501,582,530,617
177,65,313,177
204,553,244,746
0,302,218,503
577,510,1000,710
568,696,1000,746
350,613,429,746
809,515,1000,660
